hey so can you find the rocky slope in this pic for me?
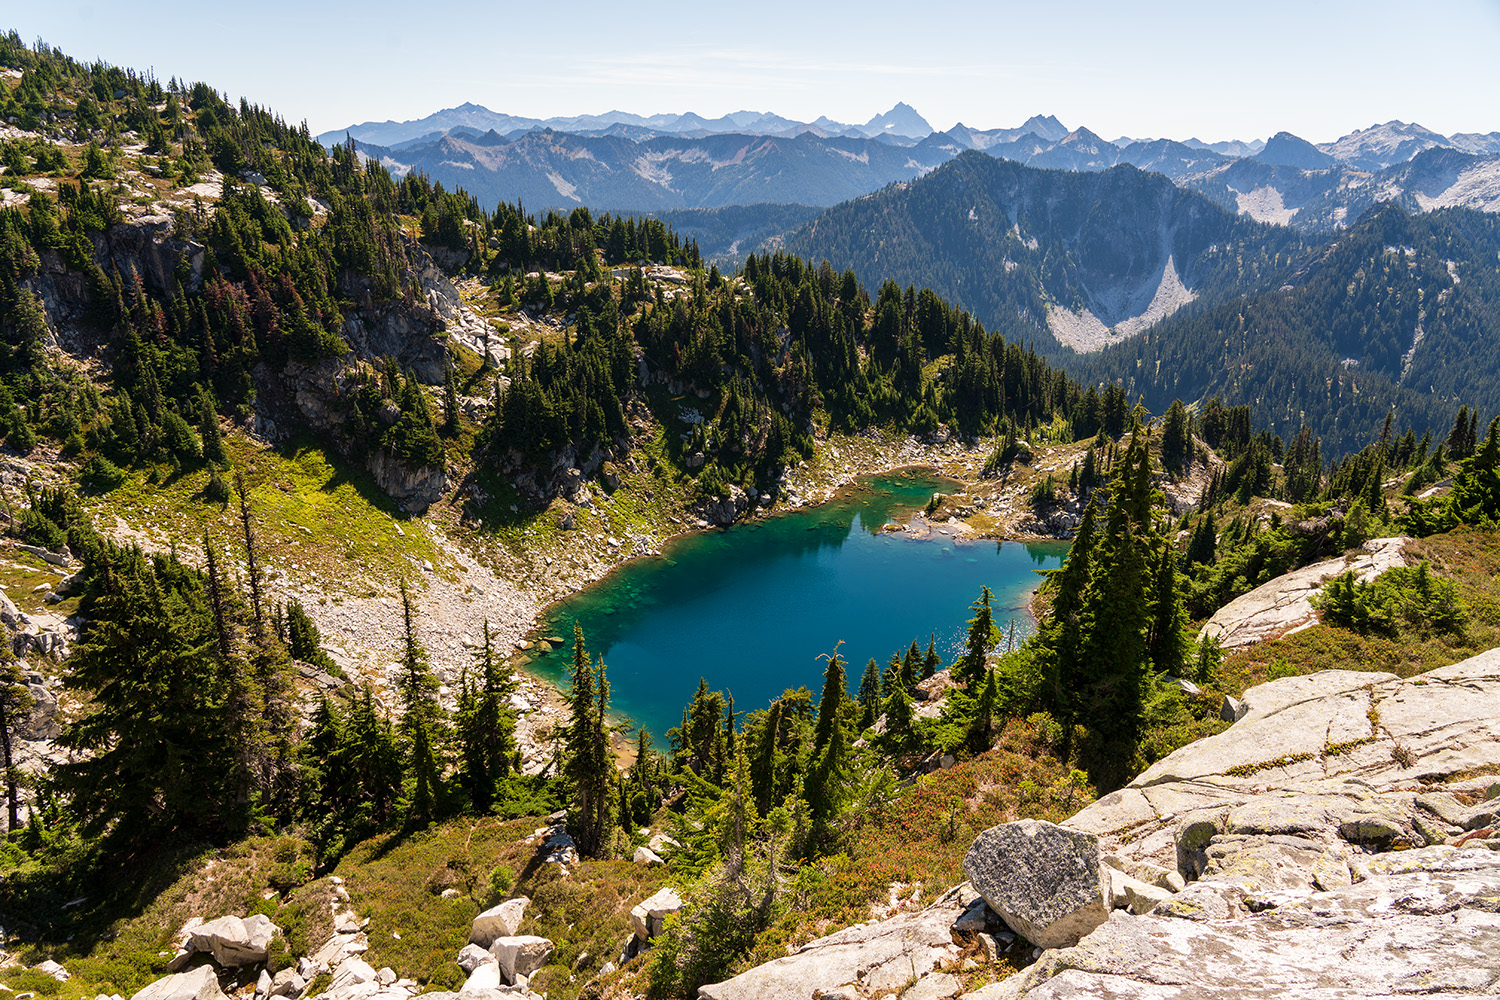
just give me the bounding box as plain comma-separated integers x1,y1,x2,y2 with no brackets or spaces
680,649,1500,999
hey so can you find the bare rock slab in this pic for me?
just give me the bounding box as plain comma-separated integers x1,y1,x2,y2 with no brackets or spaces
697,890,964,1000
962,819,1108,948
131,966,227,1000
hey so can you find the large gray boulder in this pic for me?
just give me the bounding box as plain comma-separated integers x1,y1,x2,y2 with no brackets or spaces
977,845,1500,999
962,820,1108,948
697,887,965,1000
186,914,279,967
131,966,227,1000
469,897,528,947
489,935,553,984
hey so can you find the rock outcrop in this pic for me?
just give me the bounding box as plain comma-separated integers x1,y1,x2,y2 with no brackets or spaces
697,885,966,1000
178,914,279,968
964,649,1500,998
1198,535,1407,647
131,966,226,1000
630,887,684,941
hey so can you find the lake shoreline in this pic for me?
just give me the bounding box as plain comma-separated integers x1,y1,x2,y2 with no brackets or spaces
511,448,1071,743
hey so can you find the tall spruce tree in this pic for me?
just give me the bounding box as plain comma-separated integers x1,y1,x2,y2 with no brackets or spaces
56,544,251,840
956,587,999,688
396,580,444,823
564,624,614,856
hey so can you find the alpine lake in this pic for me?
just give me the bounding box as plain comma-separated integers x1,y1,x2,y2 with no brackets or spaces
522,469,1068,739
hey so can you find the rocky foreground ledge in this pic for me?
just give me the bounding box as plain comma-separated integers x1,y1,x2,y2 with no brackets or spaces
699,650,1500,999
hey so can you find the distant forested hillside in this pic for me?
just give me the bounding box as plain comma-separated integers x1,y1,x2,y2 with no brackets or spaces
1070,205,1500,455
782,152,1304,354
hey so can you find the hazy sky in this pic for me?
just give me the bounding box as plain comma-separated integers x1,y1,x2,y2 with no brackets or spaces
11,0,1500,142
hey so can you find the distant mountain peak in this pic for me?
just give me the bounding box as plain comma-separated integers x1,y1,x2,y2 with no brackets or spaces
863,103,933,139
1256,131,1335,169
1020,114,1069,141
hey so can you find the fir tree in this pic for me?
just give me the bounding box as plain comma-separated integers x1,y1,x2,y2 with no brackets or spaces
564,624,614,855
956,587,999,688
0,652,31,832
922,634,941,679
396,580,443,823
857,657,881,731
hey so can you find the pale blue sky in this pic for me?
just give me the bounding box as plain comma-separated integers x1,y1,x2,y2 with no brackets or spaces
11,0,1500,141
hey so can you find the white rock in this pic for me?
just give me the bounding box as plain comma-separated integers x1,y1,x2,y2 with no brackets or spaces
488,935,553,984
36,960,70,982
630,887,684,941
186,914,279,968
456,944,494,973
460,962,500,993
632,846,664,866
130,966,226,1000
469,897,529,947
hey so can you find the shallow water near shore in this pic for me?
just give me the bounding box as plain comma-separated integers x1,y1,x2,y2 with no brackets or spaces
524,469,1068,739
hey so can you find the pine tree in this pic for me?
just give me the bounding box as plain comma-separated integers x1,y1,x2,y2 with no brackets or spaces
1147,540,1190,677
455,620,517,813
879,676,919,755
396,580,444,823
857,657,881,731
199,389,227,465
56,544,251,840
564,624,614,856
0,653,31,832
955,587,999,688
966,668,999,753
1160,399,1191,475
442,351,460,435
922,634,941,679
805,647,850,828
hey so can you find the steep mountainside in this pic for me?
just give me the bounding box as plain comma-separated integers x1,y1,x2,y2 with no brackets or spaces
359,128,953,211
782,151,1303,352
1071,204,1500,454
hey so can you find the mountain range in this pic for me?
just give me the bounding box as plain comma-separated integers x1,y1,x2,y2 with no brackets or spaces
326,104,1500,235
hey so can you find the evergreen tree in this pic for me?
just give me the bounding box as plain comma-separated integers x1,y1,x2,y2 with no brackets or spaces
198,389,227,465
804,647,849,828
879,677,919,755
0,652,31,832
922,634,941,679
56,544,251,840
1147,540,1190,677
455,620,517,814
396,580,443,823
564,624,614,855
966,668,999,753
1160,399,1191,475
955,587,999,688
857,657,881,731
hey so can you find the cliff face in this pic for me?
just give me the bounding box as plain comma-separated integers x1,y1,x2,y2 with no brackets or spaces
27,215,467,512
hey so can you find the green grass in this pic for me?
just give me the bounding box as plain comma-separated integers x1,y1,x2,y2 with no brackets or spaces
0,836,321,1000
81,435,445,597
332,817,661,1000
0,547,77,619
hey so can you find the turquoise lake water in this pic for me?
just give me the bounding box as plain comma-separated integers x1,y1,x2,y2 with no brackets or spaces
524,470,1068,738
